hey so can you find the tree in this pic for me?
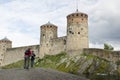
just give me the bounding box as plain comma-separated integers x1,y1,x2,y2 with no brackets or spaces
104,43,114,50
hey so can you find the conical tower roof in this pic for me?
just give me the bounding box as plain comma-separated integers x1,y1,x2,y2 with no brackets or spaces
41,21,57,27
1,37,12,42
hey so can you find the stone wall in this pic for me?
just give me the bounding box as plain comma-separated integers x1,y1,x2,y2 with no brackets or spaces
66,12,89,51
2,45,39,66
50,36,66,55
83,48,120,62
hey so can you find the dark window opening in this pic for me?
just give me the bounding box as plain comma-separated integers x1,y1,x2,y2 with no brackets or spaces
85,15,87,17
43,34,45,36
69,31,74,34
76,14,78,16
78,32,80,34
69,31,72,34
64,40,66,45
81,14,83,16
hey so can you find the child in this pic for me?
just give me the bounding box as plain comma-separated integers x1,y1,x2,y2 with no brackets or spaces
31,51,36,68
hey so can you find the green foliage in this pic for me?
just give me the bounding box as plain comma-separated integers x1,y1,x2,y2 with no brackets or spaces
35,51,67,69
104,43,114,50
1,60,24,69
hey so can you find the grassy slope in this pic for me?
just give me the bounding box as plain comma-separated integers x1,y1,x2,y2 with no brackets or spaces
1,52,120,80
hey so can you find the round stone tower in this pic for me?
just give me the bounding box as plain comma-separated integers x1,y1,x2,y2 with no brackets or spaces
39,22,58,58
0,37,12,65
0,37,12,49
66,10,89,52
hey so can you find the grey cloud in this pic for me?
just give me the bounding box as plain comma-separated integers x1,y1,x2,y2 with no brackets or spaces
88,0,120,48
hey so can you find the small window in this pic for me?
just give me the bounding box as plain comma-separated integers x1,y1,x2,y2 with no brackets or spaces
43,34,45,36
69,31,72,34
69,31,74,34
76,14,78,16
78,32,80,34
64,40,66,45
81,14,83,16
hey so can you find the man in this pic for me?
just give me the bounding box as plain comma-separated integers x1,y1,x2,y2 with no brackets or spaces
24,48,32,69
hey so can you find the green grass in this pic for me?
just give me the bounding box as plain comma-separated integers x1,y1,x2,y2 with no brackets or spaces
35,51,67,69
1,51,67,69
1,60,24,69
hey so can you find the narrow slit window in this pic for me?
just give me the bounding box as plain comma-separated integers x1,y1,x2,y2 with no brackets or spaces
43,34,45,36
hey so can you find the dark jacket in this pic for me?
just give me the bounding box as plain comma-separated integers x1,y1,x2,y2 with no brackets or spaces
31,53,36,60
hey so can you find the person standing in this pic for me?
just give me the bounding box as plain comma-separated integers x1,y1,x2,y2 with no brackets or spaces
31,51,36,68
24,48,32,69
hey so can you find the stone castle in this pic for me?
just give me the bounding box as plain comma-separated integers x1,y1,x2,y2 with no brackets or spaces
0,10,119,66
39,10,88,58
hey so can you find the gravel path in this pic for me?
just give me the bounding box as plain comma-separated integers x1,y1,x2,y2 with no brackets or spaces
0,68,89,80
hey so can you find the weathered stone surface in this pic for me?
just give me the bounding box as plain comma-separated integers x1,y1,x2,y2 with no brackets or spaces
0,68,89,80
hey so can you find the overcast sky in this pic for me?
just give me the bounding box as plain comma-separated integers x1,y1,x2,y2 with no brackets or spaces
0,0,120,50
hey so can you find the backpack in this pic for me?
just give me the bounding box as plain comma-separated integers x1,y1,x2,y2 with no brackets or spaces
25,50,29,55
